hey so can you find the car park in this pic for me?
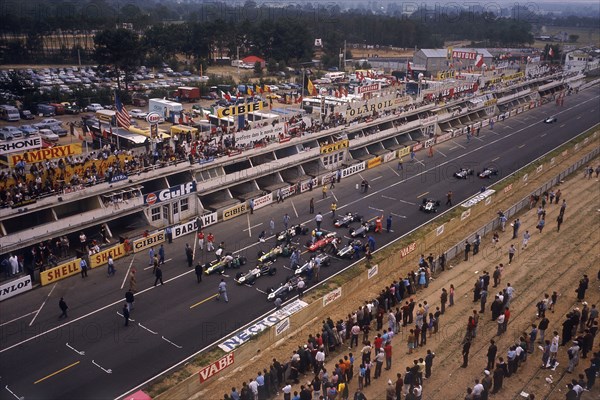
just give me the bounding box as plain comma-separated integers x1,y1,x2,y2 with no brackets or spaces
478,167,499,178
419,198,440,213
38,128,59,142
454,168,474,179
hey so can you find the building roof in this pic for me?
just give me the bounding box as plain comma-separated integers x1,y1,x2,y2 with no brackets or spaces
242,55,265,63
419,48,493,58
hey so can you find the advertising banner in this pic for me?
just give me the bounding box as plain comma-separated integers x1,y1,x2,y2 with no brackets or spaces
320,139,349,154
341,162,365,178
144,182,196,205
133,231,165,253
90,243,127,269
223,203,247,221
9,143,82,166
0,276,33,301
40,259,81,286
0,136,42,155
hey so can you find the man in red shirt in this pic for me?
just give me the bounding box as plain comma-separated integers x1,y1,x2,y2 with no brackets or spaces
384,342,393,370
206,233,215,251
197,231,205,251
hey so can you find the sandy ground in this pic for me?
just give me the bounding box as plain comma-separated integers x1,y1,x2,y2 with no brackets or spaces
194,138,600,400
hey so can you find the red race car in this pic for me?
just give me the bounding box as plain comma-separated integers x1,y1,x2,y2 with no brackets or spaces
307,232,337,252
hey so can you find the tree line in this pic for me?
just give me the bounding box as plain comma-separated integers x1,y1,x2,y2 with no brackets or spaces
0,0,562,67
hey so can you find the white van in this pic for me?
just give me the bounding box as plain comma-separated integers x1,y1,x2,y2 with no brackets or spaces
0,105,20,122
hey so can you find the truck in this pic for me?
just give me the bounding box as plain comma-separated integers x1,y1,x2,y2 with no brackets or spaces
0,105,20,121
176,86,200,102
148,98,183,123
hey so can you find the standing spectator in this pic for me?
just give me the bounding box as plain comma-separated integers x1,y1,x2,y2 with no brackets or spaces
315,213,323,231
128,269,137,292
567,341,580,373
496,313,505,336
107,255,116,276
449,284,455,307
330,203,337,219
185,244,193,268
528,324,538,353
322,185,327,199
198,231,205,251
165,226,173,244
538,316,550,344
206,233,215,252
122,304,130,327
309,198,314,214
249,198,254,214
464,241,471,261
446,191,453,206
283,213,290,229
195,262,203,283
512,218,520,239
461,339,471,367
508,244,516,265
154,265,164,286
59,297,69,319
158,244,165,265
386,215,392,233
125,290,134,312
487,339,498,371
425,349,435,378
217,278,228,303
384,342,393,370
79,232,87,252
440,288,448,314
491,362,504,394
556,214,564,232
522,231,531,250
80,258,88,278
148,246,155,266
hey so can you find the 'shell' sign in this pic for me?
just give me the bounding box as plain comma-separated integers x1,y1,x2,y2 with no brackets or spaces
198,353,235,383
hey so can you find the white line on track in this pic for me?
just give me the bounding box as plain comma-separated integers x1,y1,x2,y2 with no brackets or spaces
121,255,135,290
291,200,299,218
138,323,158,335
29,283,56,327
390,212,407,219
491,157,500,162
449,146,458,151
331,190,338,203
162,336,183,349
243,222,262,233
371,176,382,181
388,166,400,176
381,195,397,200
398,199,416,206
255,287,268,294
436,148,448,157
369,206,384,212
451,140,466,149
0,310,37,327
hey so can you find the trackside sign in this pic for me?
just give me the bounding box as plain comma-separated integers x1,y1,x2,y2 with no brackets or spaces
461,189,496,208
0,136,42,155
218,300,308,352
0,276,33,301
198,353,235,383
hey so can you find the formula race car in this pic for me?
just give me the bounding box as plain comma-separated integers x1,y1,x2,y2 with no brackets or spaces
257,244,292,263
419,198,440,213
276,224,309,243
234,261,277,285
337,239,364,258
307,232,337,252
267,275,304,302
543,116,557,124
204,254,247,275
334,212,363,228
478,167,499,178
294,253,331,276
454,168,474,179
349,221,376,238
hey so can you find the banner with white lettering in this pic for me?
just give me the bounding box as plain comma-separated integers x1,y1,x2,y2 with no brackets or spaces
218,300,308,352
144,182,196,205
341,162,366,178
235,124,285,146
0,136,42,155
172,212,218,239
253,193,273,210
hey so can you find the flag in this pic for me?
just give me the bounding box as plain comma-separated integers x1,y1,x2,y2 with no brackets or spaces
247,86,253,96
307,79,317,96
475,54,484,68
263,85,270,93
115,92,130,129
225,92,232,102
296,95,303,104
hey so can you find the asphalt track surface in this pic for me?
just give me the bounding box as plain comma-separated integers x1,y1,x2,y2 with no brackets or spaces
0,89,599,400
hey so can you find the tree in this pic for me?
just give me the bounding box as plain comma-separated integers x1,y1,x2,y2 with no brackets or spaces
254,61,263,75
94,29,145,91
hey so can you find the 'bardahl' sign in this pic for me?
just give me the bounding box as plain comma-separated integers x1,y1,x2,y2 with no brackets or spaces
0,275,33,301
198,353,235,383
133,231,165,253
218,300,308,352
144,182,196,205
171,212,218,240
0,136,42,155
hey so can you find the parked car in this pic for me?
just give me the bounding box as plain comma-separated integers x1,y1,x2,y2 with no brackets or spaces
130,109,148,119
20,109,35,120
48,124,68,137
18,125,38,136
0,126,23,138
86,103,103,112
38,128,59,142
